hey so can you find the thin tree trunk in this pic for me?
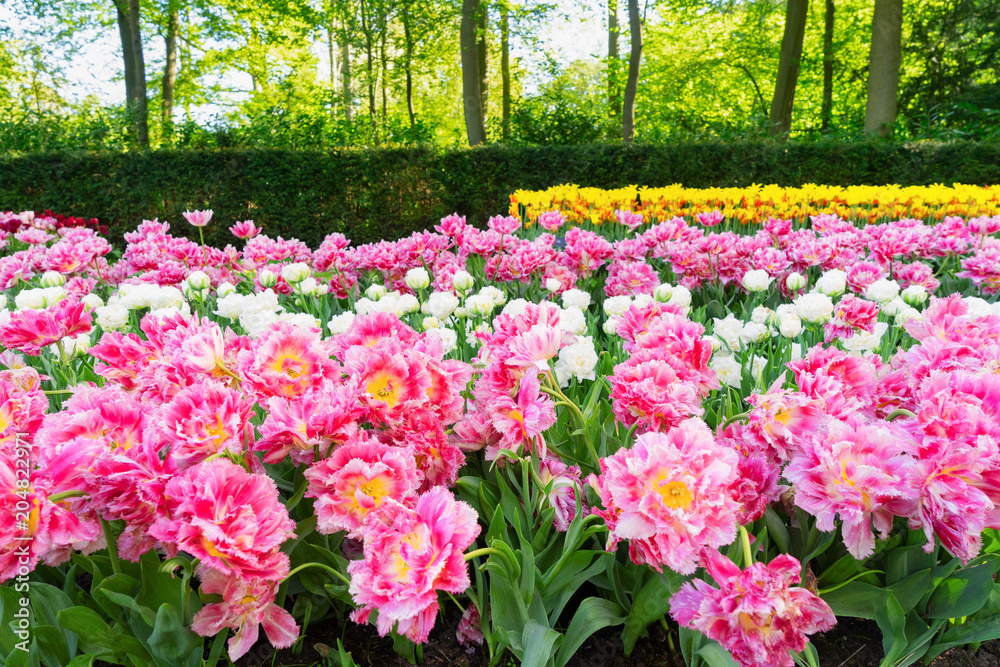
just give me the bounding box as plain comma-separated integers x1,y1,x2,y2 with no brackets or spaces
864,0,903,137
501,2,510,141
162,0,179,137
608,0,620,127
768,0,808,137
478,2,489,128
114,1,136,116
128,0,148,147
359,0,376,139
341,0,353,122
402,0,415,127
380,19,387,137
461,0,486,145
821,0,834,132
621,0,641,143
328,14,338,116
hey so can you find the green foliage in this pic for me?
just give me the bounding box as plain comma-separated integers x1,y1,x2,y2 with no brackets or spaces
2,142,998,248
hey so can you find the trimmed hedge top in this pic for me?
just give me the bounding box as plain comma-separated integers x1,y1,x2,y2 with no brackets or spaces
2,142,998,248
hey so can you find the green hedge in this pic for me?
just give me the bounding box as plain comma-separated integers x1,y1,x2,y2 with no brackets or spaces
1,142,998,249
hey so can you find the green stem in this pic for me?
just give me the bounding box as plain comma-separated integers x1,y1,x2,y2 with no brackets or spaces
102,519,122,576
446,591,466,613
205,628,229,667
739,525,753,568
723,410,751,429
464,547,503,562
818,570,885,596
284,561,351,586
886,408,917,422
43,389,74,395
48,489,87,503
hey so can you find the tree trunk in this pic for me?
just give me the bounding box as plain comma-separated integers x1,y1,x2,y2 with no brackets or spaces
359,0,376,139
380,19,387,137
402,0,416,127
477,2,489,127
114,1,136,115
608,0,620,126
162,0,179,137
621,0,641,143
328,15,338,115
864,0,903,137
768,0,808,137
461,0,486,145
341,0,353,122
128,0,148,147
821,0,834,132
500,2,510,141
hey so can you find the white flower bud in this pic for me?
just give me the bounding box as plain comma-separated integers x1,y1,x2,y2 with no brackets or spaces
785,272,807,291
186,270,211,291
653,283,674,303
365,284,387,300
778,313,802,338
864,278,900,305
281,262,311,284
815,270,847,297
901,284,928,307
405,267,431,290
258,269,278,288
40,271,66,288
742,269,774,293
452,270,475,292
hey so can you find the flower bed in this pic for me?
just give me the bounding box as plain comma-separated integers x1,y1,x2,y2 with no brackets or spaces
1,198,1000,667
510,183,1000,228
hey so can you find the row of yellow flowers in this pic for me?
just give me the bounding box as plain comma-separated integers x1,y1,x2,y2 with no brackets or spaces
509,184,1000,227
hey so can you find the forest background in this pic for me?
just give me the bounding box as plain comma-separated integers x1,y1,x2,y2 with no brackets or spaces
1,0,998,154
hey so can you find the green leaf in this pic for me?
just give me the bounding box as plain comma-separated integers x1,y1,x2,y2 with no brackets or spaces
4,646,36,667
64,656,96,667
390,633,416,665
621,572,679,656
0,585,28,656
55,607,153,666
54,608,116,651
26,585,73,632
886,545,938,585
887,569,932,614
31,626,70,667
762,507,790,555
875,593,907,665
925,585,1000,661
92,574,143,625
696,640,739,667
488,571,528,636
147,604,202,667
678,626,701,667
556,598,625,667
521,620,561,667
135,552,186,615
926,561,998,619
821,581,888,620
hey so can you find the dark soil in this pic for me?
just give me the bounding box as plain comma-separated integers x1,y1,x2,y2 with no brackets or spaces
238,613,1000,667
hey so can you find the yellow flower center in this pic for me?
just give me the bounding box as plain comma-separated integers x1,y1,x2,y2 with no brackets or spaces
271,353,305,379
509,409,524,424
356,476,390,506
205,418,229,445
658,480,693,510
366,373,400,407
203,538,225,559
